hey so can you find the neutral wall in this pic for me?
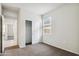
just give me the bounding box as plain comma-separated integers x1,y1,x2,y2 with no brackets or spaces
18,9,42,48
0,4,1,15
43,4,79,54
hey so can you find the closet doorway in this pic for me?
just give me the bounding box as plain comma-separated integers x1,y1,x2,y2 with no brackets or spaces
25,20,32,45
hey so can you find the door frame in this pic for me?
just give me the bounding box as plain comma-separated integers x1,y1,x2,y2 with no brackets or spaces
0,15,2,53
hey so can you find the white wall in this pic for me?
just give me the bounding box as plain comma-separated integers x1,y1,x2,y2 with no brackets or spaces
0,4,1,15
18,9,42,48
43,4,79,54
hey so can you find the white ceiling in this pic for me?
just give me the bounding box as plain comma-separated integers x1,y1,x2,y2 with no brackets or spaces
2,3,64,15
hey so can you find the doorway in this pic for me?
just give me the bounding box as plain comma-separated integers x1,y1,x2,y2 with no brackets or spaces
0,15,2,53
25,20,32,45
2,5,19,52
